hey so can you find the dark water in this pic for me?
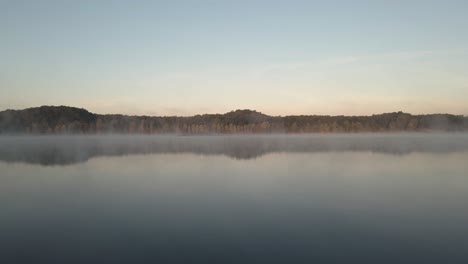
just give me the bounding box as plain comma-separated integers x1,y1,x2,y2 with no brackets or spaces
1,134,468,263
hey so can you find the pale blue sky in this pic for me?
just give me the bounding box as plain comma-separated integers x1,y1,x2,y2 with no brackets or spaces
1,0,468,115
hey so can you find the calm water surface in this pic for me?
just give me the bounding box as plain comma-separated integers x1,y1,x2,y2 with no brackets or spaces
1,134,468,263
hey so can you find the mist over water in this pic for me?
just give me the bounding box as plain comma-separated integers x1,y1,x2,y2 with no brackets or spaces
1,134,468,165
1,135,468,263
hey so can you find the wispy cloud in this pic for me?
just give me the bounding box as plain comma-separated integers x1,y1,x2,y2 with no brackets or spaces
260,50,436,72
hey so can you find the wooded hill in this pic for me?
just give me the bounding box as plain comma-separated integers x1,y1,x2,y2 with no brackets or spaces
0,106,467,134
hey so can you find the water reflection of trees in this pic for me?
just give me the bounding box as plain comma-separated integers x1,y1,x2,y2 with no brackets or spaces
0,135,467,166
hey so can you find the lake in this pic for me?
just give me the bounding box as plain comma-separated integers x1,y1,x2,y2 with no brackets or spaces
1,134,468,263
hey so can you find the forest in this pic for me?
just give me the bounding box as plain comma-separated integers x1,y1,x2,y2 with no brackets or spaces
0,106,467,134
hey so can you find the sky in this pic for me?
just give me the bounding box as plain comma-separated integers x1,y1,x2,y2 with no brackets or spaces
1,0,468,116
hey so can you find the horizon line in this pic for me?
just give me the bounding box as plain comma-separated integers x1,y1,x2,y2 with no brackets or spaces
2,105,467,118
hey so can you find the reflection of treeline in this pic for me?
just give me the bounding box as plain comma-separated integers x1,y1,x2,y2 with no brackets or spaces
1,106,467,134
2,134,468,165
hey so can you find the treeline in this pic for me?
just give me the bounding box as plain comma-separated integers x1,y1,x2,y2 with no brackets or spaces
0,106,467,134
